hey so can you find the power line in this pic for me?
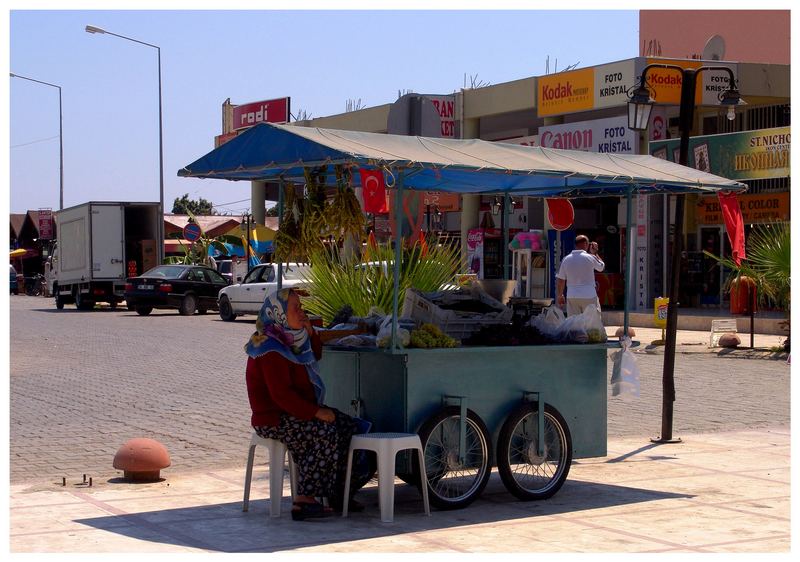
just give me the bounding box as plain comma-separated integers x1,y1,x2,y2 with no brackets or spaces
11,135,59,149
213,197,250,207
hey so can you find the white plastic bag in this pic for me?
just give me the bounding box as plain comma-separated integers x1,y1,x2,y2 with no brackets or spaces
582,304,607,343
376,315,410,348
610,336,641,398
556,313,589,343
531,305,565,339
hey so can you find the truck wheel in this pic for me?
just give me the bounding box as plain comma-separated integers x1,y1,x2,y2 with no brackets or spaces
75,290,94,311
179,294,197,316
218,296,237,322
54,285,64,310
136,306,153,316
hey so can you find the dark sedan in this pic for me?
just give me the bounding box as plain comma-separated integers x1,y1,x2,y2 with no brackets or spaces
124,264,230,316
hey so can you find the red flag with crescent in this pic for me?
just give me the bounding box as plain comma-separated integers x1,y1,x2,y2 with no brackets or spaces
718,192,746,266
360,169,388,214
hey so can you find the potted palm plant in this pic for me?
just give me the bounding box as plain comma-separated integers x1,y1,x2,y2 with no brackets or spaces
703,222,790,351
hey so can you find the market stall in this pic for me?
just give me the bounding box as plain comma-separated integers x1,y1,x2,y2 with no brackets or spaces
179,122,746,509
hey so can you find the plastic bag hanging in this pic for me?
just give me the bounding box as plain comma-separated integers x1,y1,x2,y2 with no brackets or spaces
610,336,641,398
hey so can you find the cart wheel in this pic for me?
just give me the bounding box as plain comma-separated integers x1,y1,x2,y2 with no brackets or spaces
415,406,493,510
497,403,572,501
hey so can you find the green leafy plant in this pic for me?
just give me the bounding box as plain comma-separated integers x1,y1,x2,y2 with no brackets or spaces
704,222,790,351
703,222,790,311
302,237,464,324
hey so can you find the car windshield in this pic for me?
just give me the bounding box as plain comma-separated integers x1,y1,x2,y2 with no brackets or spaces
218,261,231,274
141,265,186,278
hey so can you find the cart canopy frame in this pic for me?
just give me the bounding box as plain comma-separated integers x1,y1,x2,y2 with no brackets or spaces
179,122,746,196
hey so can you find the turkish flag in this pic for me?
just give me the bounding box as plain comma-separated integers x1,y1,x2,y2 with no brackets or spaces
360,169,388,214
718,192,746,266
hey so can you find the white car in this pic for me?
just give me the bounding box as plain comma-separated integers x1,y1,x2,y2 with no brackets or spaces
217,263,311,321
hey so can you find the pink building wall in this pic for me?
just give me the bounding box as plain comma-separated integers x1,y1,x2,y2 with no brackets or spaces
640,10,790,64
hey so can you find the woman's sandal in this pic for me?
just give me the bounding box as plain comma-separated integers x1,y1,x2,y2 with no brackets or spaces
291,501,333,521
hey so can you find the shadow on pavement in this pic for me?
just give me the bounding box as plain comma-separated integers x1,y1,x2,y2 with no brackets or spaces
73,477,693,553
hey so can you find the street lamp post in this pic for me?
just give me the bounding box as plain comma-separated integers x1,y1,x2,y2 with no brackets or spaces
10,73,64,210
85,25,164,265
628,64,744,443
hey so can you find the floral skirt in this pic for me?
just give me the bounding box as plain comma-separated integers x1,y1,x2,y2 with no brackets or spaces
254,408,371,500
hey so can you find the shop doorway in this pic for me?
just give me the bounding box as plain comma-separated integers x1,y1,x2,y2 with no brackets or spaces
698,226,732,307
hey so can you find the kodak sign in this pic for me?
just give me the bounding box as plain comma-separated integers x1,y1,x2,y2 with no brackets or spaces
537,68,594,117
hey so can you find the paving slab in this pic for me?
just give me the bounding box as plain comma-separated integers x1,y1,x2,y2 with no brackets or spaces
9,426,790,553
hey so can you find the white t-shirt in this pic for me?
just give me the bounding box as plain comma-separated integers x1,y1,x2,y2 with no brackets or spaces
556,250,605,299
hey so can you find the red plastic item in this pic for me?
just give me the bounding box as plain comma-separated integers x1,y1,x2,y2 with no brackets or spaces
546,198,575,231
730,276,757,315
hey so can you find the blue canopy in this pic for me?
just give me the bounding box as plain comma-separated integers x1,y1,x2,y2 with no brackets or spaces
179,122,747,196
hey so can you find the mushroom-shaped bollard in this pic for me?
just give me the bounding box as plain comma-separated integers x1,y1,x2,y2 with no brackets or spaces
113,438,171,481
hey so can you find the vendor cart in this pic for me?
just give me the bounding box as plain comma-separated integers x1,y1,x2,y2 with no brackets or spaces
179,122,746,509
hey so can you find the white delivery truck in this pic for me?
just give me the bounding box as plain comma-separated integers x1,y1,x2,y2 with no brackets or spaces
51,201,161,310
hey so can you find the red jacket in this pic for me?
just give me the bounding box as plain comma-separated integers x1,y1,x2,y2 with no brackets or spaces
246,331,323,427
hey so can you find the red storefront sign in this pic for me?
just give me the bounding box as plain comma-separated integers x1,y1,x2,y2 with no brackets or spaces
232,97,290,131
215,131,238,147
38,209,53,240
422,191,460,211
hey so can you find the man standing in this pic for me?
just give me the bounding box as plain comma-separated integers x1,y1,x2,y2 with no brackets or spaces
556,235,604,316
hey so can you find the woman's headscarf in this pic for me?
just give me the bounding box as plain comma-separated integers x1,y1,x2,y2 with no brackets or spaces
245,288,325,404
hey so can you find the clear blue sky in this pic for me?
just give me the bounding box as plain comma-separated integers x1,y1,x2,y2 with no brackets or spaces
8,9,639,215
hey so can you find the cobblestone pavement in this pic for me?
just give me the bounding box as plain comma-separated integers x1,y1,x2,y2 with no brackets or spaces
9,295,791,484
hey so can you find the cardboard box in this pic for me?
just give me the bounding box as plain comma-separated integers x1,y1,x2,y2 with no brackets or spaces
141,239,157,272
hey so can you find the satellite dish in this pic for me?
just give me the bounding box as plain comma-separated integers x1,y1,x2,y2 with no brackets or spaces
702,35,726,61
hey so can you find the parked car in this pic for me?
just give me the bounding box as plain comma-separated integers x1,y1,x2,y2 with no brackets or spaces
125,264,230,316
217,262,310,321
10,264,18,295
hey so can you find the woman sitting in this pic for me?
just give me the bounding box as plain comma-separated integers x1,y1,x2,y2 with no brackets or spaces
245,288,368,521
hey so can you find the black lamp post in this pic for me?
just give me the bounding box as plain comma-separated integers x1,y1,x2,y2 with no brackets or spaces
10,73,63,210
241,213,252,272
628,64,744,443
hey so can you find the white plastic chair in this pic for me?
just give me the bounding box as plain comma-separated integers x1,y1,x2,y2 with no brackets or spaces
242,433,297,518
342,432,431,522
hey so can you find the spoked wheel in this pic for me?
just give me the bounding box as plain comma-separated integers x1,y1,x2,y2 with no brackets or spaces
415,406,492,510
497,403,572,501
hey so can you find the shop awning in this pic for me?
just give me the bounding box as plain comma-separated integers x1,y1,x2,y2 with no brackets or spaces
178,122,747,197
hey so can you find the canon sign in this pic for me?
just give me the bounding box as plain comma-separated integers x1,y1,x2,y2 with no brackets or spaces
539,116,637,154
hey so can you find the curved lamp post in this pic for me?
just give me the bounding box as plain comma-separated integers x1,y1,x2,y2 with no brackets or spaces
86,25,164,265
10,73,64,210
628,64,745,444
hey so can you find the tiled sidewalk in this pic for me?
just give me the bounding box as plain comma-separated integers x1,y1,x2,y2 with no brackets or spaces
10,426,790,553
